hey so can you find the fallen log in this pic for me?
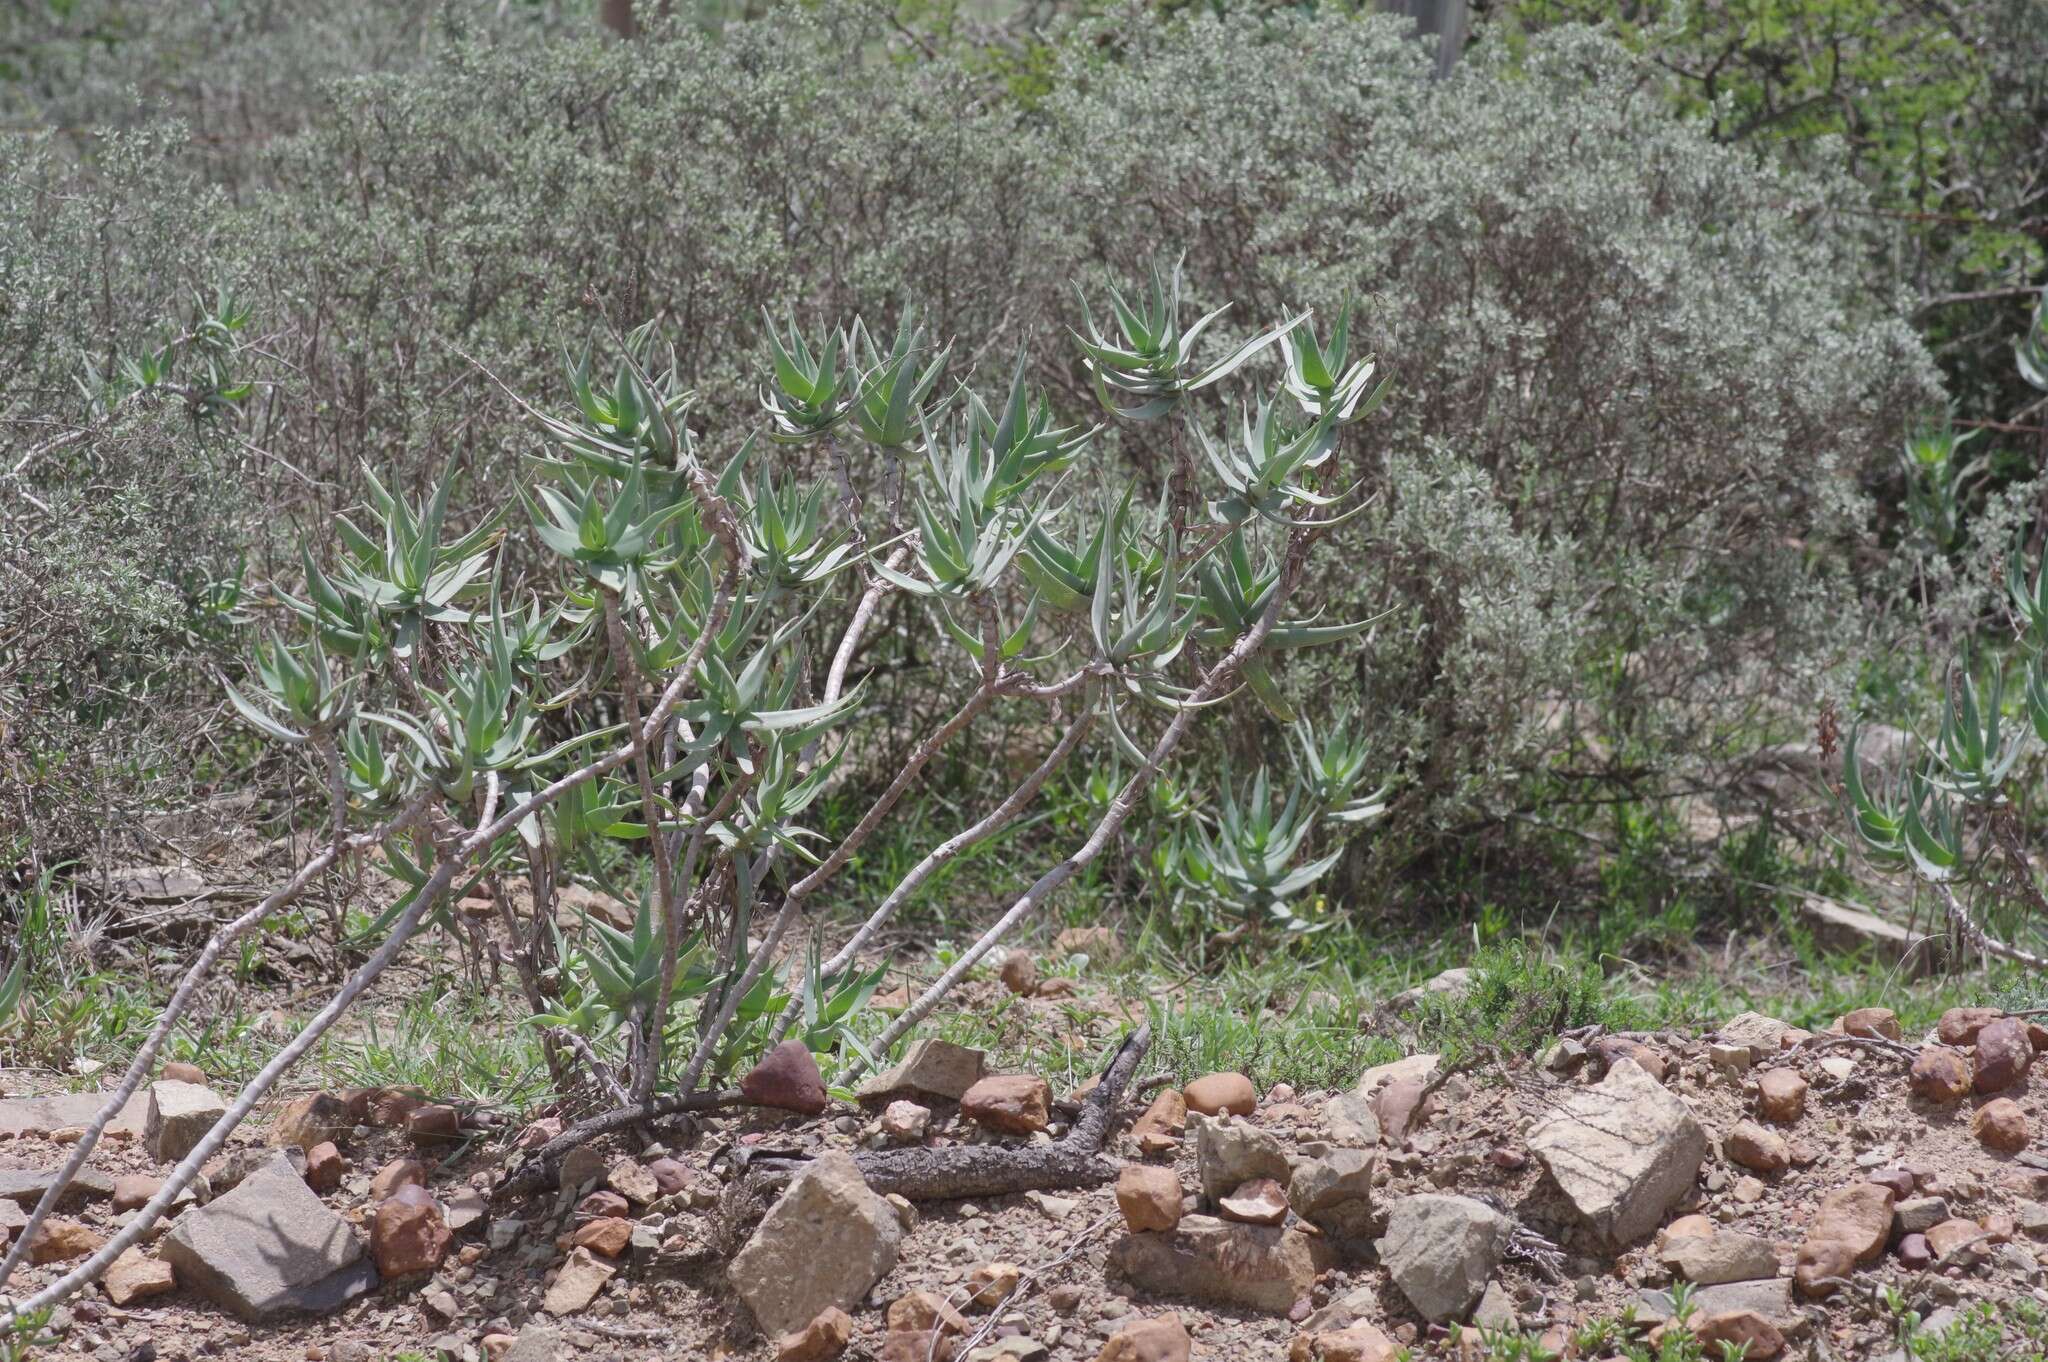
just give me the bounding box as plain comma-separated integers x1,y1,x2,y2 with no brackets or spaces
745,1023,1152,1202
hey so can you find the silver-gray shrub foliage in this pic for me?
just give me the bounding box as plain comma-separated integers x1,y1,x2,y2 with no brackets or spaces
4,4,1943,880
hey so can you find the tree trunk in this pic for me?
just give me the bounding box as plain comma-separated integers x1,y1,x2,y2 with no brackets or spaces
600,0,637,38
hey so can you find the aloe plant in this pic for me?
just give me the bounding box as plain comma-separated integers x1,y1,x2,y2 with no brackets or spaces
0,264,1399,1326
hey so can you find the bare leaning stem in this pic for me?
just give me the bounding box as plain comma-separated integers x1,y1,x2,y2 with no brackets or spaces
849,527,1317,1075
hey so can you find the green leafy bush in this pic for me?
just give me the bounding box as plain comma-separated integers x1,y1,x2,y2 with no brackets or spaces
5,4,1943,918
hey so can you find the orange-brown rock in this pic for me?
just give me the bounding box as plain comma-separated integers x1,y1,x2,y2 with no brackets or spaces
960,1075,1052,1135
1183,1073,1256,1118
1117,1164,1184,1233
1755,1069,1807,1124
1974,1097,2029,1152
776,1306,854,1362
371,1183,452,1277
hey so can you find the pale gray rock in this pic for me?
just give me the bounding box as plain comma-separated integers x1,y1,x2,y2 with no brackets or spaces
0,1167,118,1208
1108,1214,1331,1312
855,1039,987,1103
1192,1113,1292,1203
1529,1058,1706,1248
728,1149,901,1336
1375,1194,1510,1323
159,1150,377,1321
1660,1230,1777,1285
1288,1148,1376,1240
0,1091,150,1139
145,1080,226,1164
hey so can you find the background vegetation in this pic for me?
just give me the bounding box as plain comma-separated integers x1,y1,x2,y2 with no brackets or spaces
4,0,2046,1055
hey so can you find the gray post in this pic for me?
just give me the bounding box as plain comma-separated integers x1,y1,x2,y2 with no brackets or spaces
1381,0,1470,79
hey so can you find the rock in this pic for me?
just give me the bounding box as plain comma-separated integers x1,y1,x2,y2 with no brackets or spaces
1725,1121,1790,1175
1354,1053,1440,1093
1132,1090,1187,1143
1910,1048,1973,1104
1369,1079,1432,1145
27,1217,101,1264
1193,1114,1291,1203
1814,1181,1896,1263
1109,1215,1331,1312
1938,1008,2004,1046
1375,1194,1509,1324
1638,1279,1797,1329
1793,1239,1859,1299
1219,1178,1289,1226
514,1117,564,1151
1321,1093,1380,1148
1053,926,1123,966
369,1157,428,1203
1528,1058,1707,1248
102,1246,176,1305
1895,1197,1950,1235
0,1166,118,1208
112,1173,161,1213
303,1142,344,1193
729,1149,903,1336
879,1334,955,1362
966,1261,1023,1309
0,1091,149,1141
1117,1165,1183,1233
777,1306,854,1362
1973,1018,2034,1093
1840,1007,1902,1040
1695,1311,1784,1360
502,1324,562,1362
422,1288,461,1323
576,1189,629,1219
1794,1181,1895,1297
1927,1218,1985,1263
1288,1148,1376,1240
881,1101,931,1142
646,1156,691,1195
1591,1036,1668,1082
1183,1073,1256,1118
606,1159,659,1205
542,1246,616,1315
1290,1323,1397,1362
1660,1230,1777,1286
1473,1281,1517,1330
1974,1097,2029,1152
1095,1314,1190,1362
159,1149,378,1321
999,952,1039,996
1898,1233,1932,1268
269,1093,351,1151
145,1080,226,1163
1388,968,1476,1013
405,1102,462,1143
1716,1013,1795,1062
743,1040,830,1116
557,1145,606,1192
162,1061,207,1084
1754,1070,1806,1123
888,1289,969,1337
967,1339,1047,1362
1800,899,1934,974
960,1075,1052,1135
857,1039,987,1103
1708,1043,1753,1074
212,1144,303,1196
371,1183,452,1277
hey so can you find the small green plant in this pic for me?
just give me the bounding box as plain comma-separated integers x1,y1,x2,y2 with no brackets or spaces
0,1307,53,1362
1414,941,1642,1066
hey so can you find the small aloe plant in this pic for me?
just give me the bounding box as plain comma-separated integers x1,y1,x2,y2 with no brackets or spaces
1072,255,1305,421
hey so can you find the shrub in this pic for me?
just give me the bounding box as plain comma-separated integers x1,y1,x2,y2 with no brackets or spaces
5,4,1943,912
